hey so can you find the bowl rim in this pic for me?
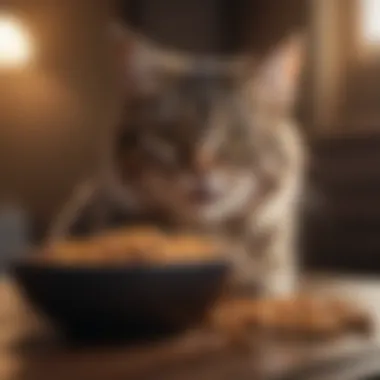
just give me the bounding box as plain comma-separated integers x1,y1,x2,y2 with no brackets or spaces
11,258,230,274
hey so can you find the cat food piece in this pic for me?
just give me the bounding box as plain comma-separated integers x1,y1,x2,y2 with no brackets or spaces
98,226,164,246
207,296,372,342
39,240,105,264
322,298,374,335
160,234,223,263
96,226,166,263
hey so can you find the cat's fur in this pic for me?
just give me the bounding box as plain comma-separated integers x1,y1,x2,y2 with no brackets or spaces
48,28,306,296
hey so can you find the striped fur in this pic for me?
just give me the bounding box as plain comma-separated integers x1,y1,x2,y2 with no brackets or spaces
49,28,306,296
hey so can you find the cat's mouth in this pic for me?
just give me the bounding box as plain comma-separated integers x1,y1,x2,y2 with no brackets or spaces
177,172,224,207
184,174,257,222
187,182,223,205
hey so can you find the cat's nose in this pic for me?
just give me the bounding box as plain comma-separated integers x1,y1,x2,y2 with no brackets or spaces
193,152,213,175
189,179,216,203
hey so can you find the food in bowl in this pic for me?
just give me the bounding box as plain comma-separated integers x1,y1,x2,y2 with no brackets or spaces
35,226,224,266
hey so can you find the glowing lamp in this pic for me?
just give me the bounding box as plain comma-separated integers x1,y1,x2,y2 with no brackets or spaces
0,16,32,68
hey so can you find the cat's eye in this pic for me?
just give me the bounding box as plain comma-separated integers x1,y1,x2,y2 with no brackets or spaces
142,136,177,165
118,129,139,149
157,94,179,121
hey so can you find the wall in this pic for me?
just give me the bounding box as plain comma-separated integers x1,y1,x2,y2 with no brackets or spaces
310,0,380,135
122,0,308,54
0,1,122,229
137,0,223,53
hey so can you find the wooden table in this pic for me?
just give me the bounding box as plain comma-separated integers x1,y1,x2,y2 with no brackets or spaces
0,273,378,380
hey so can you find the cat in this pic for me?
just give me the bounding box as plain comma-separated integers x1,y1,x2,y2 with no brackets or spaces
48,27,306,296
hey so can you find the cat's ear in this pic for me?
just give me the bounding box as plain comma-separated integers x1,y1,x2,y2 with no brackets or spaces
120,29,193,96
117,30,163,96
247,34,305,110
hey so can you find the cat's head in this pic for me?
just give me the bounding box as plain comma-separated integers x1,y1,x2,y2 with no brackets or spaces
116,31,305,226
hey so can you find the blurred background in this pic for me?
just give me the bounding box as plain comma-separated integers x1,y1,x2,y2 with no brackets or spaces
0,0,379,273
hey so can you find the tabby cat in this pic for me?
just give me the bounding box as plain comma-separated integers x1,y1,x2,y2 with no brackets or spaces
49,28,306,296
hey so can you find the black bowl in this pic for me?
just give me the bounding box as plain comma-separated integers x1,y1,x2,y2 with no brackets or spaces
12,261,230,343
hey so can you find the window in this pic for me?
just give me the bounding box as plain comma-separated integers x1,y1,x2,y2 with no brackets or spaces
360,0,380,44
310,0,380,134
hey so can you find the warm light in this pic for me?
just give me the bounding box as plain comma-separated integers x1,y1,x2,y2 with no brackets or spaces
361,0,380,44
0,16,32,68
